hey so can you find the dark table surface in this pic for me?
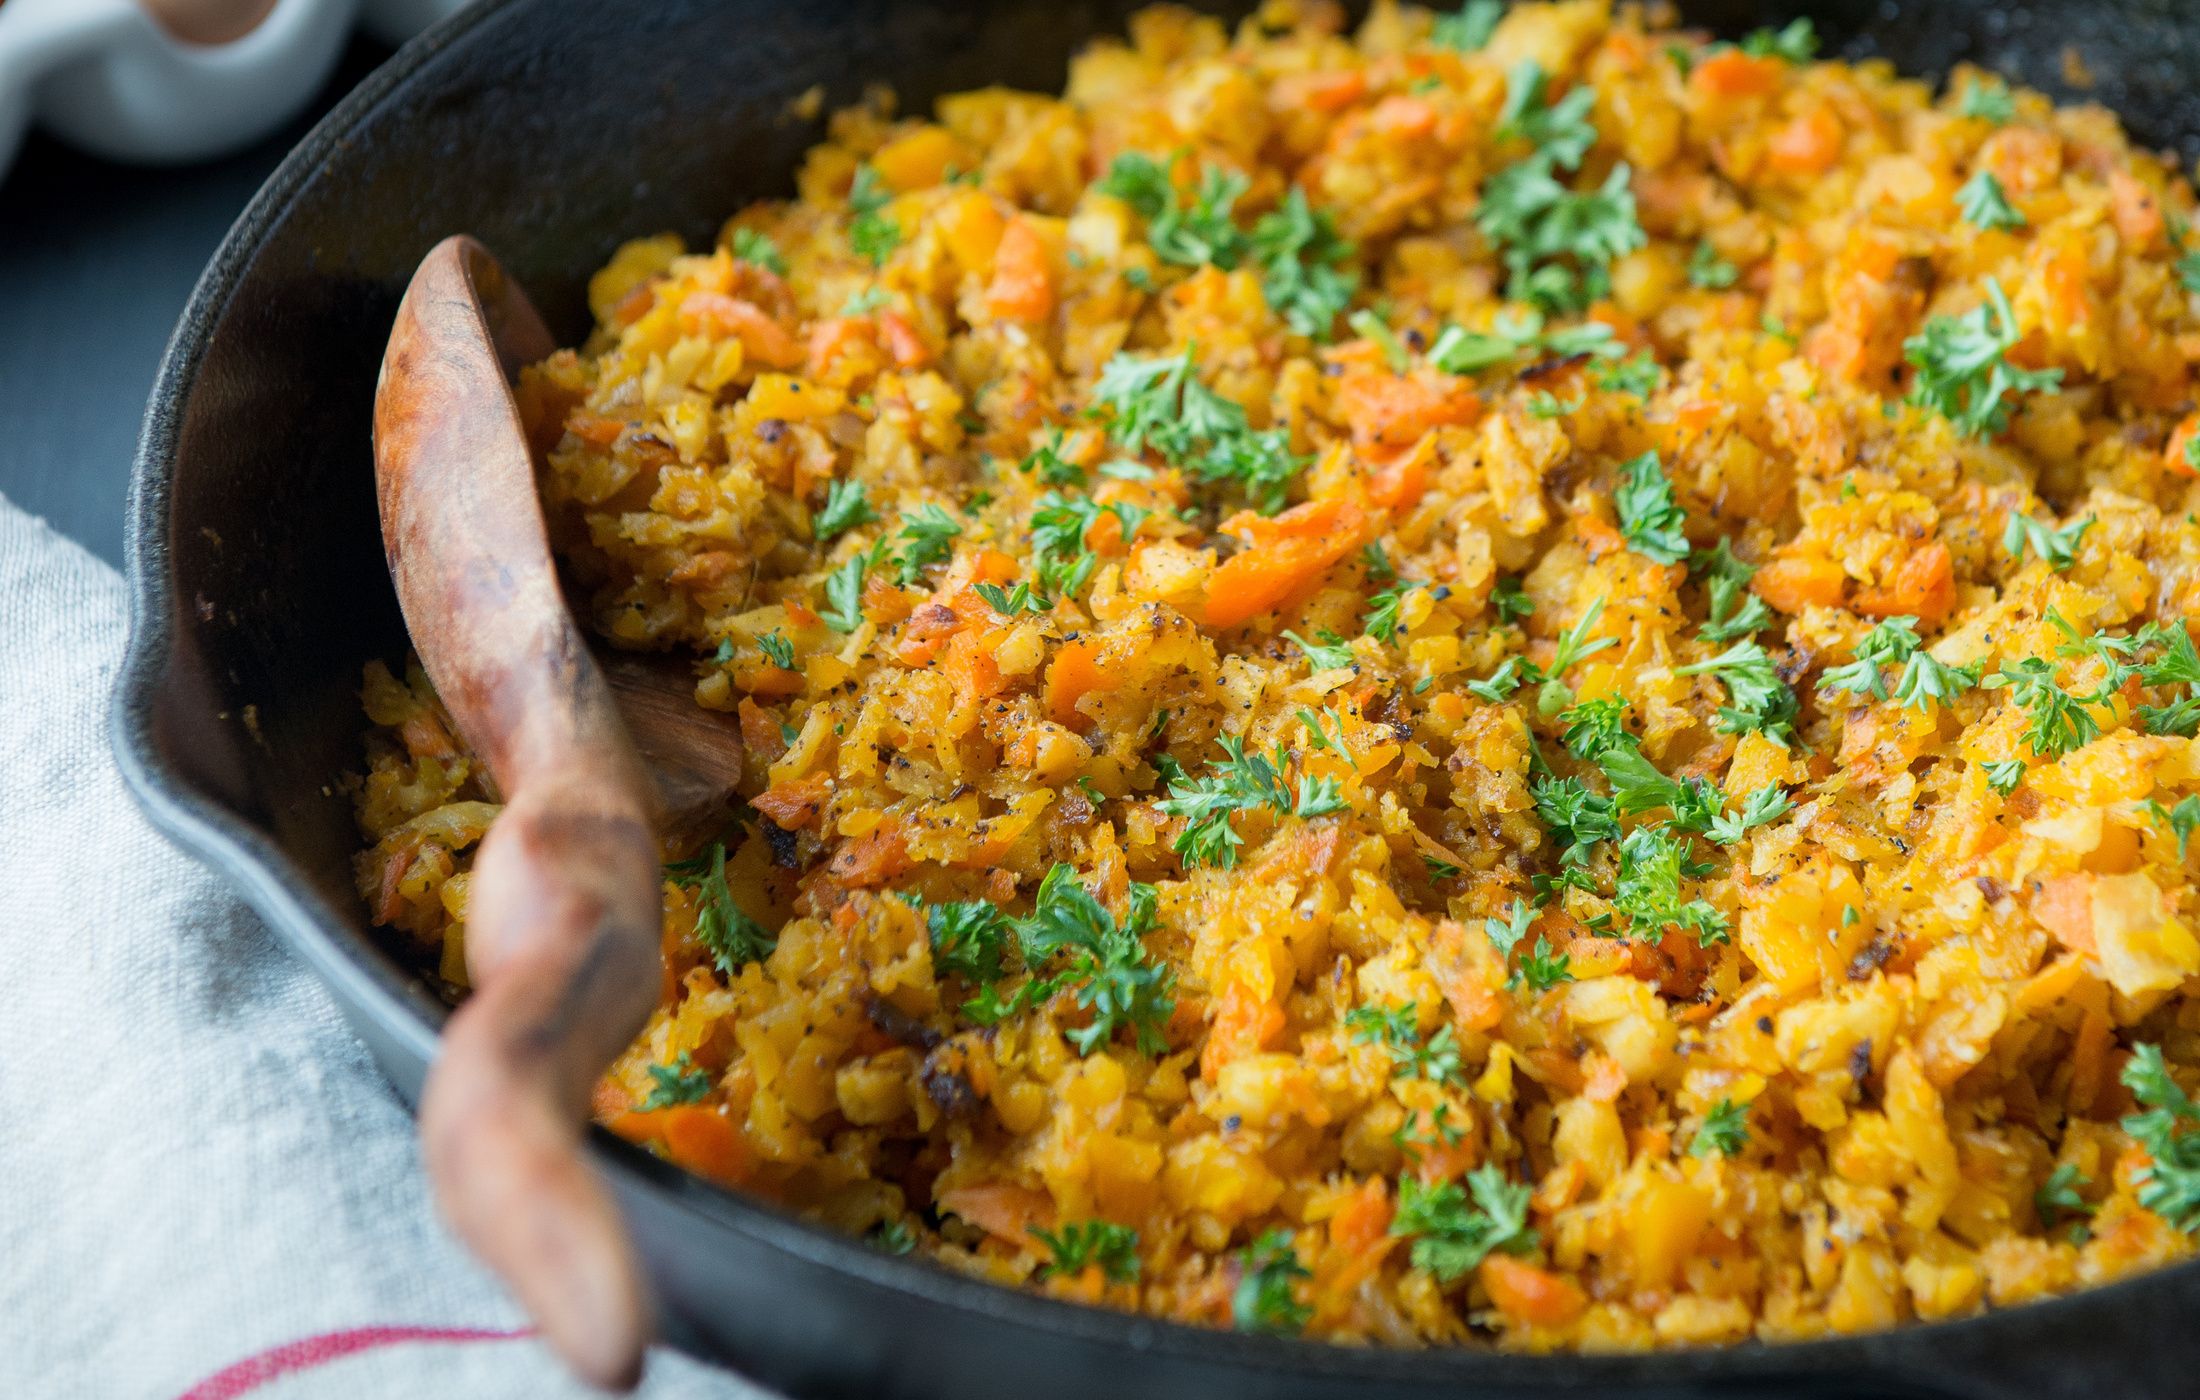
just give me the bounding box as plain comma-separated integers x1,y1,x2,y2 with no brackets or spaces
0,39,391,569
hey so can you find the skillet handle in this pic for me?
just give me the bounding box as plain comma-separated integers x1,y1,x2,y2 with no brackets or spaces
374,234,661,1389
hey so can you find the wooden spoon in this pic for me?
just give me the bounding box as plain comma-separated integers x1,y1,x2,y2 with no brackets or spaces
373,235,742,1388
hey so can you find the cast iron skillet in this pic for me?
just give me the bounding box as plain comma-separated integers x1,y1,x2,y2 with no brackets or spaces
112,1,2200,1396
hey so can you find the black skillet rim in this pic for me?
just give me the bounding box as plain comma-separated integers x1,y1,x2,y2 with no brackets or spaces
107,0,2200,1390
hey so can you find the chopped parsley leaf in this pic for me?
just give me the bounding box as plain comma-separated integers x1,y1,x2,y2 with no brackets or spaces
924,898,1011,983
1512,936,1574,992
1232,1230,1312,1335
2003,510,2093,570
814,479,878,539
730,227,788,276
1559,694,1633,761
2035,1163,2095,1227
757,630,796,671
1957,168,2026,231
2120,1042,2200,1233
1429,0,1503,52
1251,188,1358,339
1614,450,1690,564
1484,899,1536,959
1689,1098,1750,1157
892,504,963,585
1478,61,1644,313
1020,431,1088,487
846,166,903,266
1615,824,1727,945
1285,629,1355,671
1030,1220,1141,1282
1688,240,1739,289
1389,1166,1538,1284
1158,734,1334,868
1348,308,1412,373
972,579,1053,616
1493,575,1534,623
821,542,883,633
1903,278,2062,437
1694,540,1770,643
1591,351,1660,397
668,842,778,971
1676,639,1798,745
1739,17,1817,62
2147,795,2200,860
1983,656,2101,758
638,1051,712,1111
1819,616,1921,701
1707,784,1792,845
1959,77,2016,125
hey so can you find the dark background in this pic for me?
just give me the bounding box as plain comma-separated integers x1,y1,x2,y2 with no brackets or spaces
0,38,390,567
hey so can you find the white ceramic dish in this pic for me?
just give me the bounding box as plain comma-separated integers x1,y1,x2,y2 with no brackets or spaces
0,0,474,180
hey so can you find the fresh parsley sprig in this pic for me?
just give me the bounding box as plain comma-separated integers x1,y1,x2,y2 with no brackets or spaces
1688,1098,1750,1157
1232,1230,1312,1334
1030,1220,1141,1282
1389,1166,1539,1284
667,842,778,971
2121,1043,2200,1234
1903,278,2062,437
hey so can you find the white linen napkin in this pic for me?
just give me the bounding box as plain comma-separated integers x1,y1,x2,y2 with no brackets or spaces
0,492,768,1400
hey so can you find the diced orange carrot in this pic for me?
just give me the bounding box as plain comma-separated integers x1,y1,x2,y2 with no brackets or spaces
678,291,805,367
1334,369,1479,451
1979,125,2063,197
937,1184,1055,1244
1572,511,1631,562
967,549,1022,586
2032,872,2095,954
1853,540,1954,625
753,772,831,830
1043,636,1116,725
734,659,805,697
1201,496,1368,629
1367,438,1435,510
611,1106,753,1188
1690,49,1782,99
1328,1177,1393,1255
829,822,912,887
1753,555,1847,613
877,311,932,367
566,411,629,448
737,697,789,766
2067,1000,2114,1114
1288,69,1368,114
1767,103,1844,174
1200,982,1285,1080
1581,1053,1627,1104
2108,170,2165,250
895,600,964,667
1480,1255,1587,1327
2165,414,2200,477
1369,94,1439,139
1533,1160,1589,1215
610,280,659,328
2044,244,2093,328
986,217,1055,323
941,629,1004,701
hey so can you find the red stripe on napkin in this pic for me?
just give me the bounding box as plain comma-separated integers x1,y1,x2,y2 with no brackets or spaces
177,1325,537,1400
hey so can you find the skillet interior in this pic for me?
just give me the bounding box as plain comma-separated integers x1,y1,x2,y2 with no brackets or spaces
115,1,2200,1396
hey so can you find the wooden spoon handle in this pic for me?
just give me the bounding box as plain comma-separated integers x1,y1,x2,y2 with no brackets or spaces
374,234,658,1388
